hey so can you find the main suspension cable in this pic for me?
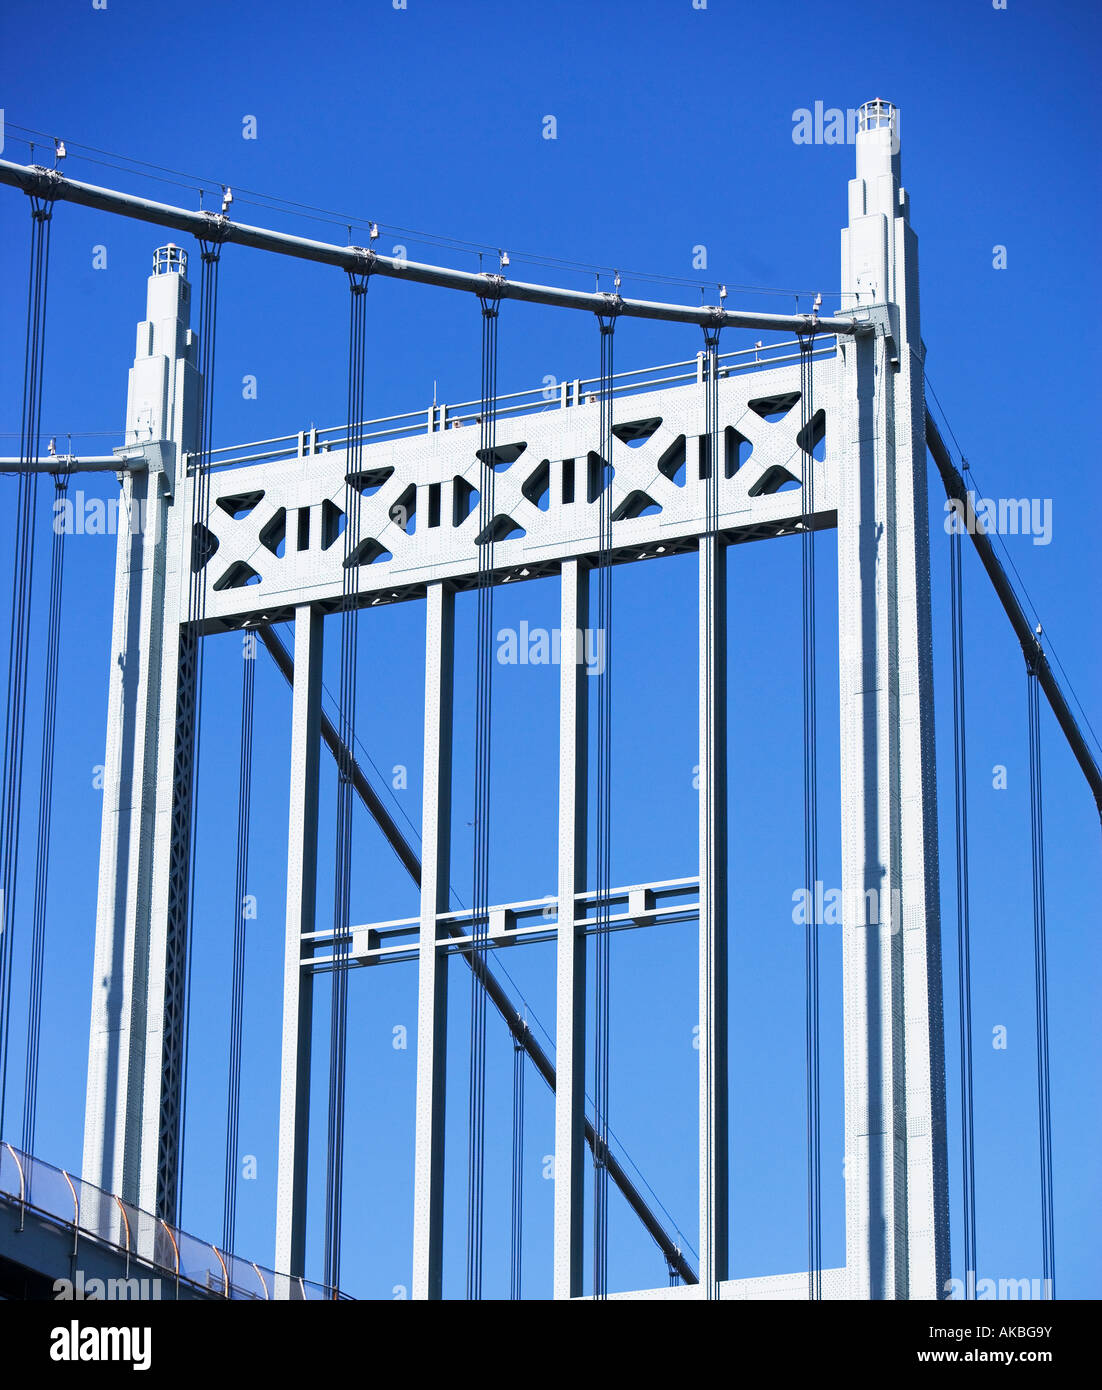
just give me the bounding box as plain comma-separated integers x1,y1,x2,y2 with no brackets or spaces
0,188,53,1138
3,124,844,303
1026,651,1055,1299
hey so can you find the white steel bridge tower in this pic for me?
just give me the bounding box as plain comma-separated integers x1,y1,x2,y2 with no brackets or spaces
81,100,949,1300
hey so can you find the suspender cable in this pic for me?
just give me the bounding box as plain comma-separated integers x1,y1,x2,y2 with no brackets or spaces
467,277,503,1299
0,188,53,1138
593,294,620,1300
949,512,977,1298
325,259,372,1294
222,628,255,1255
21,466,69,1156
797,328,822,1301
700,318,725,1299
172,231,222,1222
509,1021,526,1300
1026,649,1055,1298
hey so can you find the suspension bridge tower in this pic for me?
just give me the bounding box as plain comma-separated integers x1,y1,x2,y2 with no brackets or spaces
69,99,951,1298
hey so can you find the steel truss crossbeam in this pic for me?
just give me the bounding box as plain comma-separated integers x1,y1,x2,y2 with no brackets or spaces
185,353,839,630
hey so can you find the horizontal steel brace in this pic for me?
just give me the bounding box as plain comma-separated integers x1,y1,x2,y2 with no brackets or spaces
307,880,701,966
307,878,699,942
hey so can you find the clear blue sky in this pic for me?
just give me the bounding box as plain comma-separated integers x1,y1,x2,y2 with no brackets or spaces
0,0,1098,1299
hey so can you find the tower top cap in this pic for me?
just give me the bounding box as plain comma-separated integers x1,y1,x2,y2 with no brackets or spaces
153,244,188,277
857,99,897,134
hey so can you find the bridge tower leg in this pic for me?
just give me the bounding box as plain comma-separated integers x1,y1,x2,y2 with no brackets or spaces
837,101,950,1300
83,246,199,1217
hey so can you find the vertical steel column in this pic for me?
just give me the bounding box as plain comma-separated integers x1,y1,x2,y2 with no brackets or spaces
84,448,172,1209
892,262,950,1305
90,252,198,1216
698,534,729,1297
554,558,589,1298
412,580,455,1299
837,315,948,1301
836,328,906,1299
837,103,949,1300
274,603,323,1277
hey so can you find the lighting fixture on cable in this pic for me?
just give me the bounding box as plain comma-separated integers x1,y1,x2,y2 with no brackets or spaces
369,222,379,241
54,139,66,164
719,284,727,301
500,250,510,269
221,186,233,213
